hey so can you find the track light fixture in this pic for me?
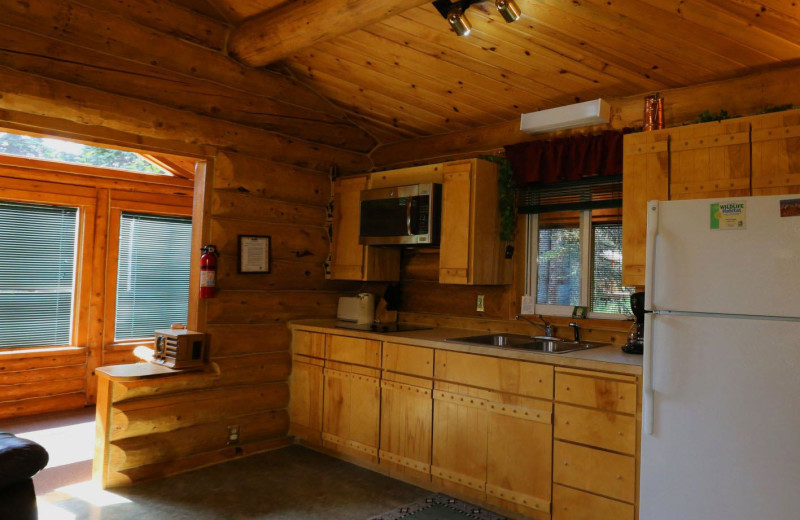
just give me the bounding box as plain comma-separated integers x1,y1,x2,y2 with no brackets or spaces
495,0,521,22
432,0,522,36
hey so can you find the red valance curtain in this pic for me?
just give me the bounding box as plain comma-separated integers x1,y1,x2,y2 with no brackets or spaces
504,129,631,186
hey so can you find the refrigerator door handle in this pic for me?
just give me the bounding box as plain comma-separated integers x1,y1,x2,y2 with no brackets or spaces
643,312,655,435
644,201,658,310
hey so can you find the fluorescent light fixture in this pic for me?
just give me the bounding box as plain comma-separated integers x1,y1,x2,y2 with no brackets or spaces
520,99,611,134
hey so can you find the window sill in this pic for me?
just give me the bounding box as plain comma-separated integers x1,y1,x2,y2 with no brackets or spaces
0,345,86,360
106,339,155,351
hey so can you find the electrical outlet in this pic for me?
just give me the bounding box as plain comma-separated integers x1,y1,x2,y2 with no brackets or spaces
476,294,485,312
227,425,240,445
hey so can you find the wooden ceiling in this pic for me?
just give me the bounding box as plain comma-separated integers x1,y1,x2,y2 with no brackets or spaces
3,0,800,157
199,0,800,147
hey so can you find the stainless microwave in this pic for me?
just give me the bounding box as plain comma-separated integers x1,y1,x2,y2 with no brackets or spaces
359,183,441,246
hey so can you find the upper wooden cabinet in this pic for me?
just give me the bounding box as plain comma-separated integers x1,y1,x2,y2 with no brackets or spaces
622,131,669,287
669,119,751,200
622,108,800,287
329,175,400,281
751,110,800,195
329,159,511,285
439,159,512,285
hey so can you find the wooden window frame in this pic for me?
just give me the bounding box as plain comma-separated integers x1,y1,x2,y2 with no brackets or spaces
103,197,193,351
525,213,630,321
0,183,96,352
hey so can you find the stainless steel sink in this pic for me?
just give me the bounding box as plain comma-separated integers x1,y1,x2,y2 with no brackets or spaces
445,334,609,354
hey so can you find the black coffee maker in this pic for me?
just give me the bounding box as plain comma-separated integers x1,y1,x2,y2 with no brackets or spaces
622,292,645,355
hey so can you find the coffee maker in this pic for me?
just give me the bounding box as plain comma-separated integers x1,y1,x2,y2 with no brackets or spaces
622,291,645,354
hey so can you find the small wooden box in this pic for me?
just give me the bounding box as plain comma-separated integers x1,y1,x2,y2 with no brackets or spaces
153,329,206,369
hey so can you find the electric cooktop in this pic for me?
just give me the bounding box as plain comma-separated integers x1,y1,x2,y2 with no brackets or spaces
334,321,433,333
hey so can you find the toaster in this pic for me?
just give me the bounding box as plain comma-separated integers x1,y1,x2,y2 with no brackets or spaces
153,329,207,369
337,293,376,324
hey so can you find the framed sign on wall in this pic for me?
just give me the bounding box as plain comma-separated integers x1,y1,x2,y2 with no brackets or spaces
238,235,271,274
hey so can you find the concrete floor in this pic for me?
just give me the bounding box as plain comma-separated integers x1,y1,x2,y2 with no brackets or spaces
40,445,432,520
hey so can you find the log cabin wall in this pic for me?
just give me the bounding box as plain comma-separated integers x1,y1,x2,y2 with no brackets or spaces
0,0,370,479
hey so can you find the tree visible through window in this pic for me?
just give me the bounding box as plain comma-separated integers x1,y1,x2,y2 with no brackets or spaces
0,132,168,175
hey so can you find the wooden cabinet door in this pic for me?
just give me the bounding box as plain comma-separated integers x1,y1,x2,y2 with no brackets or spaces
486,397,553,516
289,357,323,444
380,380,433,480
669,119,751,200
292,330,326,359
751,109,800,195
439,163,472,284
622,131,669,287
322,367,380,462
322,368,350,444
329,175,366,280
431,390,488,498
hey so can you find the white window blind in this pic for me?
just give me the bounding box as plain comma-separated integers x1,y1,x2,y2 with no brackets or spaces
115,213,192,341
591,224,633,314
536,225,581,306
0,202,78,349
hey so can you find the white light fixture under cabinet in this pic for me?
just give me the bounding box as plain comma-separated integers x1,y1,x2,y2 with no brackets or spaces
520,99,611,134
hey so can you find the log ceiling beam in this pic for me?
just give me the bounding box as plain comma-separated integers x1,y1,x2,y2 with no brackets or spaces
370,63,800,168
228,0,430,67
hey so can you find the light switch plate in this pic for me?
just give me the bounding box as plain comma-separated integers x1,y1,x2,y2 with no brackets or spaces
476,295,485,312
521,295,536,315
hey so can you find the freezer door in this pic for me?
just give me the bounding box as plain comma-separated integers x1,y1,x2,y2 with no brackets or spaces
641,313,800,520
646,195,800,317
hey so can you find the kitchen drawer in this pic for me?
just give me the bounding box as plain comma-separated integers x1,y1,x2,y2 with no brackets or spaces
555,369,636,414
553,441,636,503
435,350,553,399
554,403,636,455
553,484,634,520
382,342,434,379
326,335,381,368
292,330,326,359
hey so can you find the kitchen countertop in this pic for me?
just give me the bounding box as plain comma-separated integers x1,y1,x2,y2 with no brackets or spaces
289,319,642,376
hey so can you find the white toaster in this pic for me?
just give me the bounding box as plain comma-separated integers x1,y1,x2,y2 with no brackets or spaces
337,293,375,324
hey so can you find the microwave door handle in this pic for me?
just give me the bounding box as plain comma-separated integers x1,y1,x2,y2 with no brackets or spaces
406,201,413,236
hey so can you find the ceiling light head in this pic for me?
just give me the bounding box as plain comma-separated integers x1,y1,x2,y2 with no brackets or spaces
496,0,521,22
447,8,472,36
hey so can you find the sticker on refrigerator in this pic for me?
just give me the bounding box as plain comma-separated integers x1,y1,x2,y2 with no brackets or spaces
779,199,800,217
710,201,746,230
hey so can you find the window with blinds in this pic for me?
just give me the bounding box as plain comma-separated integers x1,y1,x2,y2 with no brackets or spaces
591,224,634,314
0,202,78,349
114,213,192,341
537,225,581,306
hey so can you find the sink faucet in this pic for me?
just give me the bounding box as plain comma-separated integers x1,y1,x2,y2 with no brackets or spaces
568,322,581,343
515,314,555,339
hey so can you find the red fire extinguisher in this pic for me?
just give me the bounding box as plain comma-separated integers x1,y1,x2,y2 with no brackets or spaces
200,245,218,299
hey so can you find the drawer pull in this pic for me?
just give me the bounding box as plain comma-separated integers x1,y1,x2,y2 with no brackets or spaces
563,461,569,466
565,386,570,391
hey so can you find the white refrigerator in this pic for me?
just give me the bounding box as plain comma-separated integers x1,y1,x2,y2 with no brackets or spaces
640,194,800,520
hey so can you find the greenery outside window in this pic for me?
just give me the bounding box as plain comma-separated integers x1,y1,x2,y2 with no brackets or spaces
0,131,170,175
526,210,633,319
114,213,192,341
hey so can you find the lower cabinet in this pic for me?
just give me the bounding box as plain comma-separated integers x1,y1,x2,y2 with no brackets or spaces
288,355,324,445
380,343,434,482
322,367,381,463
552,368,640,520
291,329,642,520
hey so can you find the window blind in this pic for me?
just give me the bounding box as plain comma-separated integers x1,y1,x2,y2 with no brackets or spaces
115,213,192,341
536,225,581,306
591,224,633,314
0,202,78,349
518,175,623,214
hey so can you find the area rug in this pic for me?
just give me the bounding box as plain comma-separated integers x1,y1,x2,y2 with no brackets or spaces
368,493,507,520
